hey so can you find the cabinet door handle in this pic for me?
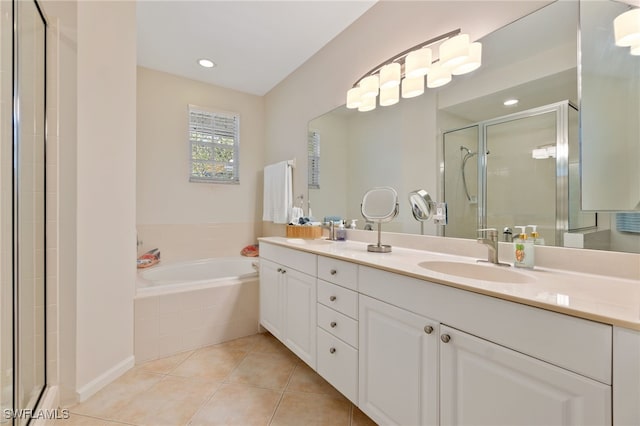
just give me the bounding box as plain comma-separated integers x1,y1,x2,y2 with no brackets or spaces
330,321,337,328
281,269,286,274
424,325,434,334
277,268,282,272
330,269,337,275
440,334,451,343
329,295,337,302
329,347,336,354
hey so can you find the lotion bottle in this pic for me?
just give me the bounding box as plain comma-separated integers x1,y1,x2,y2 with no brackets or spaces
528,225,545,245
514,226,534,269
336,221,347,241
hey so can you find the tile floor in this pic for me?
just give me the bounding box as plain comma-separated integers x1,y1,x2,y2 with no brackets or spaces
50,332,377,426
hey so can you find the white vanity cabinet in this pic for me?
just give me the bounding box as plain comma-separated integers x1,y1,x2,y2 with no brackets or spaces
316,256,359,404
440,325,611,425
259,243,317,368
359,294,439,426
358,265,613,426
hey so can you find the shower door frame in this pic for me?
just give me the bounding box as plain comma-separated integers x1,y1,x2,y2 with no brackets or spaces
442,101,577,246
11,0,48,421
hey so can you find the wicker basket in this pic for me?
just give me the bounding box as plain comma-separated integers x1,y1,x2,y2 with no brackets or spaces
286,225,323,239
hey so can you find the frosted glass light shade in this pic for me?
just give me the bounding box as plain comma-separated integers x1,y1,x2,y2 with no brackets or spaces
358,95,376,112
614,8,640,47
346,87,362,109
401,76,424,98
440,34,470,69
380,85,399,106
360,75,379,98
451,42,482,75
427,62,452,88
405,48,432,78
631,43,640,55
380,63,401,89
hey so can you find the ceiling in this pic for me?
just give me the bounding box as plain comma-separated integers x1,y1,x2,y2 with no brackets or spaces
137,1,377,96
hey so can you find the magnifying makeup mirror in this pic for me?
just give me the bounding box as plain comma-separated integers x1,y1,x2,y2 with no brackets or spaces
408,189,433,235
361,187,399,253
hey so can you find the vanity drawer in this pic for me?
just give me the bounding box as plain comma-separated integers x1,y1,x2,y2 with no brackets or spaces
318,303,358,348
260,242,316,276
318,256,358,290
317,280,358,319
317,327,358,404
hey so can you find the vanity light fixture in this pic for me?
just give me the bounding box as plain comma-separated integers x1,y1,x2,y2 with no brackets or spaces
346,29,482,111
503,99,519,106
198,58,216,68
614,7,640,55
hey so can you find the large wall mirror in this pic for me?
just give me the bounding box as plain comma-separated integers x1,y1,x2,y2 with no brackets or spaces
307,0,640,254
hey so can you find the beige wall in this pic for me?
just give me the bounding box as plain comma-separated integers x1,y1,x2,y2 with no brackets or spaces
136,67,264,260
264,1,553,234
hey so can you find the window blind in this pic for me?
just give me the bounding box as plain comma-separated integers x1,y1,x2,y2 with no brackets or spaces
189,106,240,184
308,131,320,189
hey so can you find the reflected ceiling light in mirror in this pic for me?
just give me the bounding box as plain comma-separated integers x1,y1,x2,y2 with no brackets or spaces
380,85,400,106
198,58,216,68
631,43,640,55
358,95,377,112
345,29,481,112
427,62,451,88
614,8,640,49
401,76,424,98
380,63,401,88
405,48,432,78
503,98,519,106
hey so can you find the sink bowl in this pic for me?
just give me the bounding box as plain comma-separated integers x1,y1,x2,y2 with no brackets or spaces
286,238,334,246
418,260,535,284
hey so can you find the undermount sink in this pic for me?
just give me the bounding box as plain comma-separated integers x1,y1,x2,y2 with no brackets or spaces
286,238,334,246
418,260,536,284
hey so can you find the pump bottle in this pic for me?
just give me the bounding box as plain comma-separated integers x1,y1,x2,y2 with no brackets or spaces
514,226,534,269
527,225,545,245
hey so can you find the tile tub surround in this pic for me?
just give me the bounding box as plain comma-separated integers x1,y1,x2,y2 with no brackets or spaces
134,279,260,362
136,222,262,262
259,236,640,330
48,333,376,426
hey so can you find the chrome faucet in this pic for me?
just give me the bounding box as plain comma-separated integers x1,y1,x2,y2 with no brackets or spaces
477,228,509,266
323,221,337,240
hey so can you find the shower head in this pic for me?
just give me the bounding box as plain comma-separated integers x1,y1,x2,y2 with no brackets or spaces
460,145,475,156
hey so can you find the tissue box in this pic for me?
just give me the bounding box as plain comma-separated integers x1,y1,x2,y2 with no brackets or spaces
286,225,322,239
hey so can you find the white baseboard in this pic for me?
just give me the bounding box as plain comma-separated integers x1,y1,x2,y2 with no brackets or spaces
76,355,135,402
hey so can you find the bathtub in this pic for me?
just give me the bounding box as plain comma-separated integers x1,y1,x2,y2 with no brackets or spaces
134,257,260,363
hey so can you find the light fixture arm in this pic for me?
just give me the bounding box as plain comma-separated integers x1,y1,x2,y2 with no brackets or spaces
351,29,461,87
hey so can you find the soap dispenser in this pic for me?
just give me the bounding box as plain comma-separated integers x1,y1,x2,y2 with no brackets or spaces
336,221,347,241
514,226,534,269
349,219,358,229
528,225,545,245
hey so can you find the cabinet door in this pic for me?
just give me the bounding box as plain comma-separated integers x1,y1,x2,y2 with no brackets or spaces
259,259,283,339
283,268,317,368
359,295,439,426
440,325,611,426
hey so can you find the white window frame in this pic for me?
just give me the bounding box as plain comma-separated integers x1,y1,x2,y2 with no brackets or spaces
188,104,240,184
308,130,320,189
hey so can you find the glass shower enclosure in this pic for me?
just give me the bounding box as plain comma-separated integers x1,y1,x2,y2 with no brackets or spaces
442,101,595,246
1,0,47,423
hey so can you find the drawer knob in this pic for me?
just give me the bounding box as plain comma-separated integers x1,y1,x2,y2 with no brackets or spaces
330,269,337,275
424,325,434,334
277,268,282,272
329,295,337,302
330,321,337,328
329,347,336,354
441,334,451,343
281,269,286,274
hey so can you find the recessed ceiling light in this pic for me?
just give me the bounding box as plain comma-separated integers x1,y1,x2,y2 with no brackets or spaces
198,58,216,68
503,99,519,106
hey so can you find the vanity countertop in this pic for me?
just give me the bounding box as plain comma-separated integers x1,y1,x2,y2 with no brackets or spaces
259,236,640,330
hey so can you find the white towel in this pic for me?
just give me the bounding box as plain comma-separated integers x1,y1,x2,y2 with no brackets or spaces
290,206,304,224
263,161,292,224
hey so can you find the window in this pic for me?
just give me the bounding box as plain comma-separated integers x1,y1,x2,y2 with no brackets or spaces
308,130,320,189
189,105,240,183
